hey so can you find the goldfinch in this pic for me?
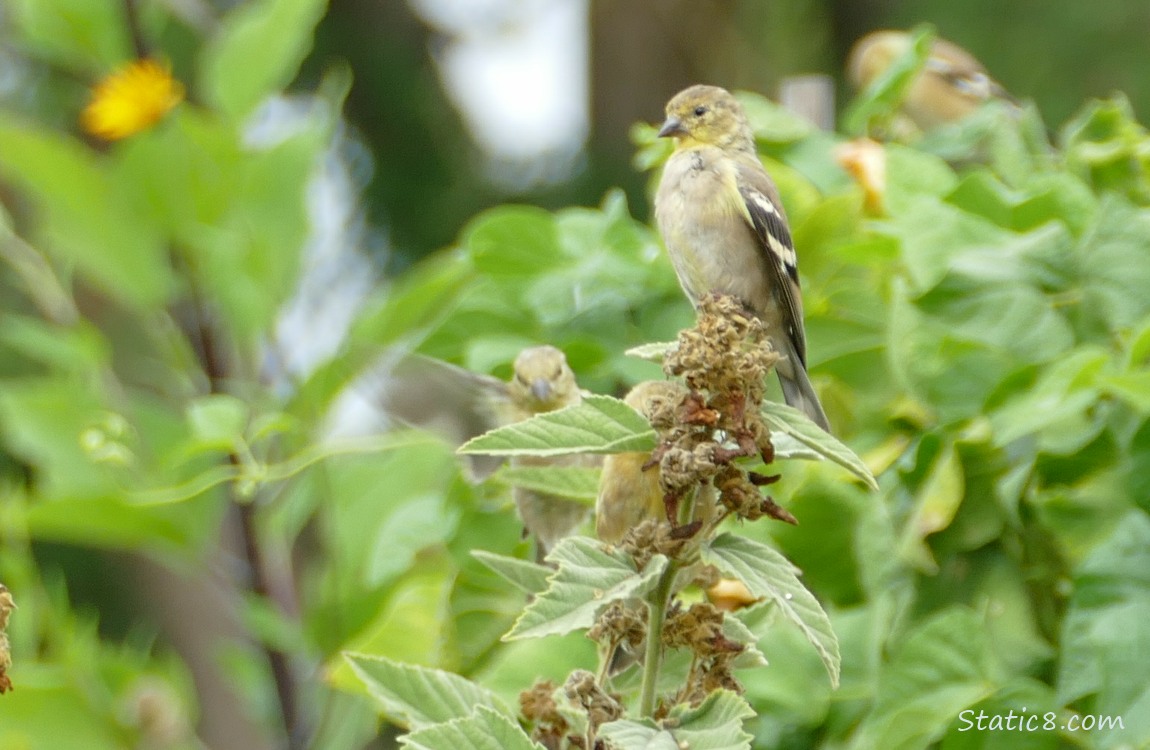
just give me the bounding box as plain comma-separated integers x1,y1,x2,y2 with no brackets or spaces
653,85,830,432
501,346,595,559
847,30,1017,131
340,345,592,557
595,379,717,542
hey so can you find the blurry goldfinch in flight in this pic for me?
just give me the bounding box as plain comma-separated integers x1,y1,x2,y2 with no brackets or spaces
502,346,596,559
847,30,1017,131
654,85,830,432
339,345,593,557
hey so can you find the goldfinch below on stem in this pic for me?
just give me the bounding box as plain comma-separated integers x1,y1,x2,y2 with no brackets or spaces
653,84,830,432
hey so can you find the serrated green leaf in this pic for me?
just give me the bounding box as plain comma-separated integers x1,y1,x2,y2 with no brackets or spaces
760,402,879,489
703,534,840,688
344,654,510,730
491,465,600,503
471,551,551,595
724,614,768,668
597,692,754,750
504,537,667,640
669,689,755,750
400,705,542,750
624,342,678,362
597,719,679,750
459,395,656,457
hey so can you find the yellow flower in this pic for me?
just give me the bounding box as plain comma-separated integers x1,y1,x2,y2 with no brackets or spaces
81,59,184,141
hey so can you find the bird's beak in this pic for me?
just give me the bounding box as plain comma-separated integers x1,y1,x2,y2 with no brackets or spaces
657,116,686,138
531,378,552,402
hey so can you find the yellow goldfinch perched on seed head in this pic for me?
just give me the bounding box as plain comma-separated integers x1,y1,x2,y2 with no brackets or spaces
847,30,1017,131
654,85,830,432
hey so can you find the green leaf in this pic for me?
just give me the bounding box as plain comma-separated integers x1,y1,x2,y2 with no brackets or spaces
885,144,960,214
344,654,511,730
491,465,600,503
938,679,1062,750
0,117,173,308
916,274,1075,364
899,441,965,572
459,395,656,457
703,533,840,688
400,705,542,750
327,562,456,692
8,0,130,70
760,402,879,489
724,613,768,668
597,719,679,750
464,206,561,278
0,316,108,372
852,608,998,750
1078,197,1150,331
1057,512,1150,734
1103,371,1150,412
988,348,1108,447
668,689,756,750
200,0,327,118
0,378,120,498
597,691,755,750
504,537,667,640
22,495,205,553
185,394,250,450
884,196,1006,294
470,551,552,596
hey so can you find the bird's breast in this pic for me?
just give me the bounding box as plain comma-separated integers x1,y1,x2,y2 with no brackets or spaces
655,148,774,312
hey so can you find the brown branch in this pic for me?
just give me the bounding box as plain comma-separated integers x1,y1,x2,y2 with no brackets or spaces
122,0,149,58
188,276,302,746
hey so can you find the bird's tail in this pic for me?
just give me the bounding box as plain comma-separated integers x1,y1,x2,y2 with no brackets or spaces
778,364,831,433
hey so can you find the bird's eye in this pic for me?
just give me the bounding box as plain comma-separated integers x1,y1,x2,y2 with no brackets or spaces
693,105,707,117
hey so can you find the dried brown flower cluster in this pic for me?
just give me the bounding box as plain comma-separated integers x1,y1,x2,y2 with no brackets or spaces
657,293,793,528
520,680,568,749
519,672,623,750
663,602,745,705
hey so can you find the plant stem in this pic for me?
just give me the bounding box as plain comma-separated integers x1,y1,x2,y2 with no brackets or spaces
639,560,679,717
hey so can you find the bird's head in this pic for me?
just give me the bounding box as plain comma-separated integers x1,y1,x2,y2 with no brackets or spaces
509,345,578,411
658,84,753,152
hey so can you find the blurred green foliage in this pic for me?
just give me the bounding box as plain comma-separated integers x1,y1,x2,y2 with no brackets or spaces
1,1,1149,748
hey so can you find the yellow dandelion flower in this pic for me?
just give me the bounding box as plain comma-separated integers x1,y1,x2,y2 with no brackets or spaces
81,59,184,141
